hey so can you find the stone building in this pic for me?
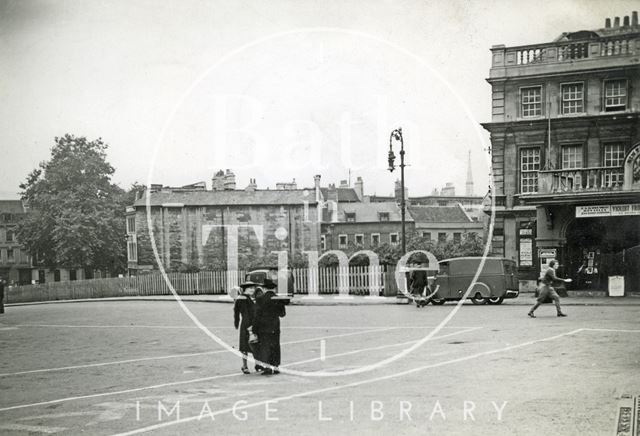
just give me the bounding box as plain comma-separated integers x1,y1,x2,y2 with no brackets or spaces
408,205,483,243
127,172,321,273
0,200,32,284
483,12,640,292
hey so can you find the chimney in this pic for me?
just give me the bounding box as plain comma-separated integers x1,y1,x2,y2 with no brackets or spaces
314,174,321,202
223,169,236,190
245,178,257,192
614,17,620,27
624,16,630,26
339,180,349,188
212,170,225,191
354,176,364,201
605,18,611,28
633,11,638,26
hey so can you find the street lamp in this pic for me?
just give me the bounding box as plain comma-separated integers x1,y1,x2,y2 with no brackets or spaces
388,128,406,254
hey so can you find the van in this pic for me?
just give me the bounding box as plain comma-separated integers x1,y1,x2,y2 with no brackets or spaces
425,257,519,305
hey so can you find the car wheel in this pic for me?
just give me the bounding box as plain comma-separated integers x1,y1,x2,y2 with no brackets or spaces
487,297,504,305
430,297,446,305
470,293,487,305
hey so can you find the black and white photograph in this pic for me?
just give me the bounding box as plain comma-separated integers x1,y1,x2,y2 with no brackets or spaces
1,0,639,434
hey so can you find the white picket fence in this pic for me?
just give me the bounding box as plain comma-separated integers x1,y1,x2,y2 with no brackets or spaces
6,266,394,303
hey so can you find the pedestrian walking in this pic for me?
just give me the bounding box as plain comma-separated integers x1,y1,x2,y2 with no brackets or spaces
528,260,569,318
253,287,286,375
233,287,256,374
410,264,427,297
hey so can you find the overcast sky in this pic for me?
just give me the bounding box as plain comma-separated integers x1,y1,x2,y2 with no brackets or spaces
1,0,637,199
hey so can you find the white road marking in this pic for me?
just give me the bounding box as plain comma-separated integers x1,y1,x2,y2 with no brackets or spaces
113,328,585,435
0,327,398,378
0,326,463,412
580,328,640,333
13,324,478,330
0,423,66,433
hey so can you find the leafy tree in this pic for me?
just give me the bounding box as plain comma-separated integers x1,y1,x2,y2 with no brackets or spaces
17,135,129,274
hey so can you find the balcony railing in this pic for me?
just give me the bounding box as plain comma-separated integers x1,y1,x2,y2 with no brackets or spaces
537,166,625,194
494,34,639,69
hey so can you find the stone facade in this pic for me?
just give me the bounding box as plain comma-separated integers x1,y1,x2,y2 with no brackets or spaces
483,12,640,291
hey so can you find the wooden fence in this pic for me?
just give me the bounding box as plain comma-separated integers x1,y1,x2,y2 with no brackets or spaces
5,266,403,304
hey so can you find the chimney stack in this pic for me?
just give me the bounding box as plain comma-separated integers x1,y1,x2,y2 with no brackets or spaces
314,175,321,202
624,16,630,26
632,11,638,26
223,169,236,190
614,16,620,27
605,18,611,28
354,176,364,201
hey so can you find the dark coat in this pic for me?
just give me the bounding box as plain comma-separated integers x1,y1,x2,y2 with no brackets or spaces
253,291,286,336
233,296,255,353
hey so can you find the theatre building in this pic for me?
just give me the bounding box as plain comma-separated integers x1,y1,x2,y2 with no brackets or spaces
483,12,640,294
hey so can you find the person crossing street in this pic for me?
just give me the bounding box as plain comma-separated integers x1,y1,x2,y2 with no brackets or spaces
528,260,569,318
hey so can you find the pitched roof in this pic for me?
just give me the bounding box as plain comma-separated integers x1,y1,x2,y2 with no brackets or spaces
0,200,26,214
336,202,412,222
134,190,315,207
407,205,472,223
320,187,359,202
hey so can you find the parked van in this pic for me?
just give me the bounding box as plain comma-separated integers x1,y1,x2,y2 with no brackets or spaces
420,257,518,306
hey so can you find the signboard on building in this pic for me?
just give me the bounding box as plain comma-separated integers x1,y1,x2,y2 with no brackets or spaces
576,204,640,218
519,239,533,266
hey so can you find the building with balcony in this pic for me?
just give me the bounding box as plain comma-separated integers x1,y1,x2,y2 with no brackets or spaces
483,12,640,293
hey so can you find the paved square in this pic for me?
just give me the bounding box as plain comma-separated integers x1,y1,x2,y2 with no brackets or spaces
1,300,639,435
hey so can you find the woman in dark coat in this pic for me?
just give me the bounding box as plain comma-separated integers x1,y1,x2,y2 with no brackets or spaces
233,289,255,374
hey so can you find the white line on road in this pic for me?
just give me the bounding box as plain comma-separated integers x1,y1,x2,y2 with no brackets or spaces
12,324,478,330
113,328,585,435
0,327,398,378
580,328,640,333
0,327,466,412
0,423,66,434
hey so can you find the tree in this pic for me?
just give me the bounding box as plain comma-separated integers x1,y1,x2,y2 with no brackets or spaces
17,135,129,274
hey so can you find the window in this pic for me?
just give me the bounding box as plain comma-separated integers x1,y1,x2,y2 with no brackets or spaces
54,270,61,282
5,230,13,242
603,143,625,187
345,213,356,223
438,233,447,243
520,148,540,193
2,213,12,223
7,249,14,262
320,235,326,251
390,233,399,245
604,79,627,112
422,232,432,240
561,83,584,114
453,233,461,244
126,216,136,234
371,233,380,246
561,145,583,169
69,269,77,281
437,201,448,206
355,234,364,245
378,212,390,222
521,86,542,118
127,240,138,262
338,234,348,249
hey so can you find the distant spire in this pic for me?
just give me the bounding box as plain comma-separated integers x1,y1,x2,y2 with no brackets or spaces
465,150,474,196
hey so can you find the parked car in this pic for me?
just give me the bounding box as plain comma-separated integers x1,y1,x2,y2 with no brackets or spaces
237,267,294,304
415,257,519,307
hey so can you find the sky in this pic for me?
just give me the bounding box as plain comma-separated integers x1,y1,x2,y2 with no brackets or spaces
1,0,637,199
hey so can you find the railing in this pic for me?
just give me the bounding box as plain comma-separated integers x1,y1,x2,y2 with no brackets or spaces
536,166,625,194
497,34,638,68
5,266,395,303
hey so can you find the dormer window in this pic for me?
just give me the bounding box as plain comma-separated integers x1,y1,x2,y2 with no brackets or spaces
378,212,390,222
345,212,356,222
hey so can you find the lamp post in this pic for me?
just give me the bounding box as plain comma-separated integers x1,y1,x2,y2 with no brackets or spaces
388,128,406,254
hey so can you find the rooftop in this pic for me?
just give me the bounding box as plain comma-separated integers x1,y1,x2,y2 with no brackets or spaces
134,190,315,207
407,205,472,223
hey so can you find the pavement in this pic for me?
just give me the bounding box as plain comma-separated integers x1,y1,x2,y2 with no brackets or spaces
5,293,640,307
0,300,639,435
